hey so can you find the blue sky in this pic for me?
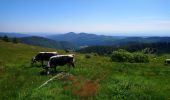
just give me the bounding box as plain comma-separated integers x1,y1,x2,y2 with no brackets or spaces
0,0,170,36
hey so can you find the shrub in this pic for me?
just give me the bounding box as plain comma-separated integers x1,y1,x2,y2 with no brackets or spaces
85,54,91,59
111,49,132,62
142,48,154,54
12,38,18,44
132,53,149,63
91,53,98,56
111,49,149,63
2,35,10,42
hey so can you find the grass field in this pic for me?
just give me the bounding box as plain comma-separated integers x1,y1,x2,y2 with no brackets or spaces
0,40,170,100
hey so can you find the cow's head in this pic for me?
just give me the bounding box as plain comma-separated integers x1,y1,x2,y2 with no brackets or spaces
31,57,37,65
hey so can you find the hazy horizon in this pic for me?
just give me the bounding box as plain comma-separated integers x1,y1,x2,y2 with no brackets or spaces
0,0,170,36
1,31,170,37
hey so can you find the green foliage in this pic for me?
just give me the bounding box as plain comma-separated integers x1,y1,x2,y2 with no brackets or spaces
92,53,98,56
111,49,149,63
2,35,10,42
78,42,170,55
77,45,117,55
85,54,91,59
132,53,149,63
142,48,154,54
12,37,18,44
0,41,170,99
19,36,75,50
111,49,132,62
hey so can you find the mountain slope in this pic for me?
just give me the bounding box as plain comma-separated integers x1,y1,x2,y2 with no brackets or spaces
47,32,118,47
46,32,170,48
1,32,170,49
77,42,170,55
0,32,31,37
19,36,75,49
120,37,170,43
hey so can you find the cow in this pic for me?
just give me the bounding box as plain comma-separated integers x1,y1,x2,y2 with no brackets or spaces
31,52,57,66
165,59,170,65
46,54,75,74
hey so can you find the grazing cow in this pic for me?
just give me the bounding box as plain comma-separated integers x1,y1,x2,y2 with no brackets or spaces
165,59,170,65
31,52,57,66
46,54,75,74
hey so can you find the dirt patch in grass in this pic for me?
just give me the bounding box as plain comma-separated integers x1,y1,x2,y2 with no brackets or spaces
64,75,100,97
66,75,76,81
73,80,99,97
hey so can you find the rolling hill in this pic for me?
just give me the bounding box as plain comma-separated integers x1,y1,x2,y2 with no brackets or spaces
1,32,170,49
19,36,76,50
46,32,118,48
77,42,170,55
0,32,31,38
46,32,170,48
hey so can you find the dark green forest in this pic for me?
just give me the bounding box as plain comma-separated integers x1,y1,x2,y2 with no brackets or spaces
77,42,170,55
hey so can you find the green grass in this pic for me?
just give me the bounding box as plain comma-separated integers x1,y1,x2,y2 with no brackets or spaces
0,40,170,100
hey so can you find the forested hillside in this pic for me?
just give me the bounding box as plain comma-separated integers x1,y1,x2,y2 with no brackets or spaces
46,32,118,47
77,42,170,55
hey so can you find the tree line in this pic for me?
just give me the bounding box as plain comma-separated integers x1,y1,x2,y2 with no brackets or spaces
77,42,170,55
0,35,19,43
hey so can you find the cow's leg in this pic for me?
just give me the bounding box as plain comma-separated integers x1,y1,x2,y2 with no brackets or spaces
68,62,75,68
71,62,75,68
54,66,57,72
45,67,50,75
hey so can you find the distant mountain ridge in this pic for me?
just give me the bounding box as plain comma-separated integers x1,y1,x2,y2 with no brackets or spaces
1,32,170,49
46,32,170,48
46,32,119,47
0,32,31,37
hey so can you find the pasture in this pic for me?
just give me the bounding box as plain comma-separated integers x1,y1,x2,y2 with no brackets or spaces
0,40,170,100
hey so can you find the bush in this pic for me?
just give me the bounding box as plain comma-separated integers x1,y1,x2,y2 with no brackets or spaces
111,49,149,63
12,38,18,44
132,53,149,63
142,48,154,54
2,35,10,42
85,54,91,59
91,53,98,56
111,49,132,62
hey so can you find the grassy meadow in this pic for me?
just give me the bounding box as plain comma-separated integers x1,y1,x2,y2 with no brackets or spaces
0,40,170,100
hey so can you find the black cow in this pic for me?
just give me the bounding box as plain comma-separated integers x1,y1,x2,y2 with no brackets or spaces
31,52,57,66
46,54,75,74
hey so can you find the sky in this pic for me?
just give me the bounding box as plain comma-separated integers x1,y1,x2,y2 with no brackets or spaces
0,0,170,36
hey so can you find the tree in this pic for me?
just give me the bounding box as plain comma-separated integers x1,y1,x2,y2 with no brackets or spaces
12,37,18,44
2,35,9,42
142,48,154,54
